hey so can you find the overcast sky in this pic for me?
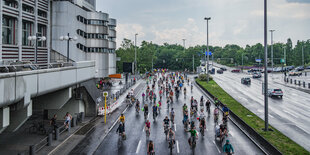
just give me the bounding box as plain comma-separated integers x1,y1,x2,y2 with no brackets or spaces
97,0,310,48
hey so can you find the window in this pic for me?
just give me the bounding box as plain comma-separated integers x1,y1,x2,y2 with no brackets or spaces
22,4,34,14
22,21,33,46
4,0,18,9
38,9,47,18
37,24,47,47
2,16,18,45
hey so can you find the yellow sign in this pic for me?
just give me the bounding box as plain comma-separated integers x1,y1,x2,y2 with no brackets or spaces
103,91,108,97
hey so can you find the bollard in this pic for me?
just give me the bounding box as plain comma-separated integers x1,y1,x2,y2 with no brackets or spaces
72,116,77,127
55,128,60,140
68,121,71,132
290,79,292,84
294,80,296,84
30,145,36,155
305,72,307,76
309,83,310,89
303,82,306,88
81,112,85,122
48,133,52,146
298,81,301,86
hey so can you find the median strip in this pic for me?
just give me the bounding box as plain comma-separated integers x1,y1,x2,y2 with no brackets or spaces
196,78,309,155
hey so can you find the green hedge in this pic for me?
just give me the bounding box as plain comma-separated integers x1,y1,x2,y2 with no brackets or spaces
196,79,309,155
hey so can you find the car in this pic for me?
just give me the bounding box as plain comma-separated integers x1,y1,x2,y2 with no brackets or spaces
248,68,262,73
296,66,304,71
217,69,223,74
220,67,227,71
209,68,215,74
287,66,295,71
231,69,240,73
267,89,283,98
253,72,262,78
241,77,251,85
306,66,310,70
289,70,302,76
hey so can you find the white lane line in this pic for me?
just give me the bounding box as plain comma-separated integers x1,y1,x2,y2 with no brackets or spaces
296,125,310,135
269,114,274,118
213,140,221,153
229,131,234,137
142,127,144,132
136,140,142,154
176,140,180,153
174,124,177,131
283,110,299,118
147,113,150,119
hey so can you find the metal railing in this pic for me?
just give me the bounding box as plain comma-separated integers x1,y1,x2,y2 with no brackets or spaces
0,62,74,73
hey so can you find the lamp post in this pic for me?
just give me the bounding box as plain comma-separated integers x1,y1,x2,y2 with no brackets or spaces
182,39,186,52
28,33,46,64
269,30,275,72
264,0,269,131
135,33,138,75
59,33,77,62
302,44,304,67
204,17,211,83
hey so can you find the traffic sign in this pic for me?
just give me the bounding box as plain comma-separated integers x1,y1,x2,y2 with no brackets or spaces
280,59,285,63
205,51,212,56
256,59,262,63
103,91,108,97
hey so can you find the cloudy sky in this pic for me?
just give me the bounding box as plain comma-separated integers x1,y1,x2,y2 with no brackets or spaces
97,0,310,48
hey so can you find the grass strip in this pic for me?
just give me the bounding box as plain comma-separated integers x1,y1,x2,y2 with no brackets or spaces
196,79,309,155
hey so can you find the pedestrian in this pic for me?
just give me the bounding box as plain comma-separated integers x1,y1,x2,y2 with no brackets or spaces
50,114,58,132
223,139,234,155
64,112,72,129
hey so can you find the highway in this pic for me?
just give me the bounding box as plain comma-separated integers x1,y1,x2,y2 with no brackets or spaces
94,75,263,154
212,63,310,151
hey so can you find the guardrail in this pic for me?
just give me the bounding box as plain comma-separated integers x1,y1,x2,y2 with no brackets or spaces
195,77,282,155
0,62,74,73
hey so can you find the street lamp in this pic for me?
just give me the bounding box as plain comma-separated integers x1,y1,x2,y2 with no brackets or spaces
269,30,275,72
59,33,78,62
204,17,211,83
28,33,46,63
182,39,186,52
134,33,138,75
264,0,269,131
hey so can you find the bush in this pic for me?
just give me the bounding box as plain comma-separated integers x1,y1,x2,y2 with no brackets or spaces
198,74,213,81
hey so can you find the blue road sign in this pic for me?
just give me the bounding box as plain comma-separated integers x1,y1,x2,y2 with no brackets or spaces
205,51,212,56
256,59,262,63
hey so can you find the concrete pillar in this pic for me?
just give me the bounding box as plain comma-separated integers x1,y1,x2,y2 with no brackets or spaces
55,128,59,140
6,101,32,132
81,112,85,122
0,107,10,133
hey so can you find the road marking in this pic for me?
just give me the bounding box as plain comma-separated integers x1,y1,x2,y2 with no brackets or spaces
283,110,299,118
213,140,221,153
147,113,150,119
174,124,177,131
269,114,274,118
176,140,180,153
296,125,310,135
136,140,142,154
229,131,234,137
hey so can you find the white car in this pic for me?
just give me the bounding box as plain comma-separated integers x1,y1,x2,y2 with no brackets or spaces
267,89,283,98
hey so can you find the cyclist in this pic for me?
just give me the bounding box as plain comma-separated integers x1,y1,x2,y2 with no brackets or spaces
144,104,149,120
220,124,228,142
135,99,140,112
116,122,125,139
199,109,206,120
190,121,195,129
119,114,125,130
200,96,204,103
163,116,170,129
158,101,162,112
147,140,155,155
153,93,157,104
214,107,219,124
142,92,145,103
152,104,158,121
222,104,229,116
191,83,193,91
223,140,234,155
183,110,189,126
206,100,211,113
199,117,206,135
183,87,187,98
214,98,220,107
170,108,175,124
187,128,198,147
167,128,176,145
145,119,151,134
183,103,188,113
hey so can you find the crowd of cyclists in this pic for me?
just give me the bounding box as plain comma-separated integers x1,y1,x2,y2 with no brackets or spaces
116,70,234,155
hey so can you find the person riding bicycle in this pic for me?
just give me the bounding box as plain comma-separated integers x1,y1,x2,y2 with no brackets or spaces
183,104,188,113
167,128,176,145
119,114,125,130
183,110,189,125
199,109,206,120
152,104,158,118
190,121,195,129
214,107,219,123
200,96,204,103
223,113,228,125
222,104,230,116
187,128,198,147
206,100,211,112
163,116,170,129
170,108,175,123
116,122,125,138
214,98,220,107
145,120,151,133
223,139,234,155
199,117,206,131
147,140,155,155
136,99,140,112
191,83,193,91
144,104,149,117
220,124,228,142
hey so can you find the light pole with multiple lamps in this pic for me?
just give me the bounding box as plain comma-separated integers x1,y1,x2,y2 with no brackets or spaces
264,0,269,131
59,33,78,62
28,33,46,64
204,17,211,83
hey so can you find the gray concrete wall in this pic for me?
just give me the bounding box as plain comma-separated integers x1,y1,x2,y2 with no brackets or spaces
48,98,85,120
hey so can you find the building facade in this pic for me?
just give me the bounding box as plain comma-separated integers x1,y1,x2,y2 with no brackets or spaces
51,0,117,77
0,0,50,64
0,0,117,77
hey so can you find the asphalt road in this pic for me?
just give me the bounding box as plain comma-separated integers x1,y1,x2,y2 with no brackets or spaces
212,63,310,151
94,75,263,155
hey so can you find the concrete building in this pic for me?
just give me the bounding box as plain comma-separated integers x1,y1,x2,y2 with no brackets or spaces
0,0,50,64
51,0,117,77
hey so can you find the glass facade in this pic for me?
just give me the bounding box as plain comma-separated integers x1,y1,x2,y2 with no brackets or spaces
22,21,33,46
38,24,47,47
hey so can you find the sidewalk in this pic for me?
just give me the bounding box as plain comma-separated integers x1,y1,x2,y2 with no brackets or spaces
45,80,145,155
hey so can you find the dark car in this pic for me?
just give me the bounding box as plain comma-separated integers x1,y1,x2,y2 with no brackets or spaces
306,66,310,70
209,68,215,74
296,66,304,71
217,69,223,74
241,77,251,85
231,69,240,73
220,67,227,71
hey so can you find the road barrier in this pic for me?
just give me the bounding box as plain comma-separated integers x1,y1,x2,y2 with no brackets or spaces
195,79,282,155
303,82,306,88
298,81,301,86
290,79,292,84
